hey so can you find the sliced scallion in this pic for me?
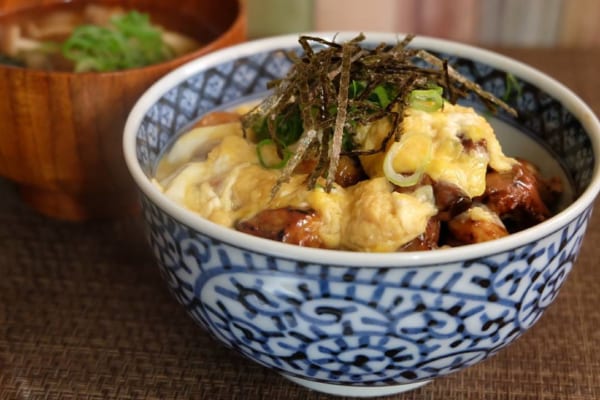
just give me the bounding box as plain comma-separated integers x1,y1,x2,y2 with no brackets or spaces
502,73,522,102
61,11,172,72
256,139,292,169
383,138,432,187
372,85,391,108
408,86,444,112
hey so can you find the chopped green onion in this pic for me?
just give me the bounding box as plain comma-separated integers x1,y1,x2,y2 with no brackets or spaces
408,86,444,112
349,80,365,98
253,103,303,146
502,73,522,102
61,11,172,72
257,139,292,169
275,104,304,145
349,81,391,108
383,139,431,187
372,85,391,108
313,182,325,191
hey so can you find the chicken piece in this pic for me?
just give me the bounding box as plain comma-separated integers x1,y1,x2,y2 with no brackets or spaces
334,155,368,187
481,161,555,230
393,174,470,222
294,155,367,188
235,207,325,248
401,217,441,251
293,158,317,175
518,158,563,209
447,204,508,245
192,111,241,128
432,179,472,221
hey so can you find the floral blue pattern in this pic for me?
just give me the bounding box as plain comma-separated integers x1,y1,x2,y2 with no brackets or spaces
141,195,590,385
132,41,595,388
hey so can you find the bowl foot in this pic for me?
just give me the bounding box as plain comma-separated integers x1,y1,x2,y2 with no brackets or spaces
18,185,139,221
282,375,431,397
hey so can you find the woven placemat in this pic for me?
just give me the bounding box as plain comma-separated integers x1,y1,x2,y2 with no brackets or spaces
1,48,600,400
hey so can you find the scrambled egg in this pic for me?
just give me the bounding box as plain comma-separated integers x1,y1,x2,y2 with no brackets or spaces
155,104,515,252
358,103,516,197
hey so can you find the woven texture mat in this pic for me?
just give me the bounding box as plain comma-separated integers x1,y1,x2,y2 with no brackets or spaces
1,49,600,400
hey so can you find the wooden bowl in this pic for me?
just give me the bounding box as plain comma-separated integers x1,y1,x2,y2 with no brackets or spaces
0,0,246,220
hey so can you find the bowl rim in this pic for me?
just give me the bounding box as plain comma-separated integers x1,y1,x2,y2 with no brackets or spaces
123,32,600,267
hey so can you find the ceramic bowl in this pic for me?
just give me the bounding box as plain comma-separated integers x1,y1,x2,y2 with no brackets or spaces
123,33,600,397
0,0,245,220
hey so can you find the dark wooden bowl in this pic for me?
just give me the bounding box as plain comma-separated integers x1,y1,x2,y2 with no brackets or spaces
0,0,246,220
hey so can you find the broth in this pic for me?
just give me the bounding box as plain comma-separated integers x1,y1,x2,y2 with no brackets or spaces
0,1,212,71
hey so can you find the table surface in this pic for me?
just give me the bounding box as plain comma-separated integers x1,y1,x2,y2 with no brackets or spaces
1,48,599,400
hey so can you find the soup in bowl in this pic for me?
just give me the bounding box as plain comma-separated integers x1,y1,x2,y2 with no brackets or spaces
0,0,246,220
123,33,600,397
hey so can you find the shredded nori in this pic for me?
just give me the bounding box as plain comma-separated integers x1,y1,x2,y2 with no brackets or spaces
241,34,517,195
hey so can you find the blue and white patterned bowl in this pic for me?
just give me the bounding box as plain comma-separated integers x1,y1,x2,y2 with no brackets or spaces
123,33,600,397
